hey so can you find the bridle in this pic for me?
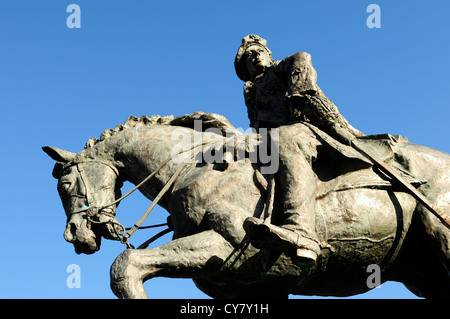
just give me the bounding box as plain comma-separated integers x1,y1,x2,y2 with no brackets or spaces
63,139,214,249
63,157,179,249
63,160,127,243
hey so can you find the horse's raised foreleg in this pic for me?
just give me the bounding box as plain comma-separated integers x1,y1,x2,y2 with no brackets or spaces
110,230,234,299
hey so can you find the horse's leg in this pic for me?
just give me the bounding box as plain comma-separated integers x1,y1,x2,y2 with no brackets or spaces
110,230,234,299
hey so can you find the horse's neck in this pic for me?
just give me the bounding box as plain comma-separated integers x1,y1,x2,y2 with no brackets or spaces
86,126,185,209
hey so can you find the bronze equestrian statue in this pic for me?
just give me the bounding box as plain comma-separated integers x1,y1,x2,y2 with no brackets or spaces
42,35,450,298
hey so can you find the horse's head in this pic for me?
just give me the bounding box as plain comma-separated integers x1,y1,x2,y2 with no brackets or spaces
43,146,123,254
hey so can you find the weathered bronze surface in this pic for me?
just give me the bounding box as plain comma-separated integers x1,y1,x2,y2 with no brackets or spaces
43,112,450,299
235,34,449,269
42,35,449,299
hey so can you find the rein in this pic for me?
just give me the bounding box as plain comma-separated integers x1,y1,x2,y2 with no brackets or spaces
66,140,213,249
70,159,174,249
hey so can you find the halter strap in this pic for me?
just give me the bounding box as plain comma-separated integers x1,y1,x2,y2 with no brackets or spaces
67,160,120,216
63,159,120,177
64,139,217,248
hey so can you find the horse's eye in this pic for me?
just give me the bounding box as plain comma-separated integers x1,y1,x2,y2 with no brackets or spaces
58,182,71,193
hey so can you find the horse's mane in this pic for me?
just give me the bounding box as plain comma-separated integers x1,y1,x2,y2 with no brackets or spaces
84,111,256,151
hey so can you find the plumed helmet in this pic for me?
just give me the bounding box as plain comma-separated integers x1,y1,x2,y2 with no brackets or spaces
234,34,273,82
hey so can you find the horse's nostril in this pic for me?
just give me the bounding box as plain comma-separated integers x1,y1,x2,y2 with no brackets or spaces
64,223,77,243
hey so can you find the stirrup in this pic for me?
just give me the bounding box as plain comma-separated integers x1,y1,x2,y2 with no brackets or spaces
243,217,318,264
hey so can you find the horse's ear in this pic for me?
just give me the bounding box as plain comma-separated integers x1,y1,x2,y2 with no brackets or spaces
42,146,76,163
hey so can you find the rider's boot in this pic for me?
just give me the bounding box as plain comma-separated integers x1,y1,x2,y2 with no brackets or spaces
243,216,319,265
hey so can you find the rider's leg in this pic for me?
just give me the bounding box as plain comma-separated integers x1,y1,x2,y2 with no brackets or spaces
278,124,321,259
244,124,321,262
278,149,321,259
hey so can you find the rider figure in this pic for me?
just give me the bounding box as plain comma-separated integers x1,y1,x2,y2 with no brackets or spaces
235,34,364,264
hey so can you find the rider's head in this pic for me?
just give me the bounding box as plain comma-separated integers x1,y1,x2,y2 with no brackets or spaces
235,34,274,82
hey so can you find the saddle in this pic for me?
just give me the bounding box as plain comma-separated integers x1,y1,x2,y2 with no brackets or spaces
302,123,426,198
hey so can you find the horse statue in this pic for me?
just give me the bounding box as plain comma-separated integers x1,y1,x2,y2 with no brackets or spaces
43,112,450,299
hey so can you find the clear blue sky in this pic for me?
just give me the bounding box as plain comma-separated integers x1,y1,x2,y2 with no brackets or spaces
0,0,448,299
